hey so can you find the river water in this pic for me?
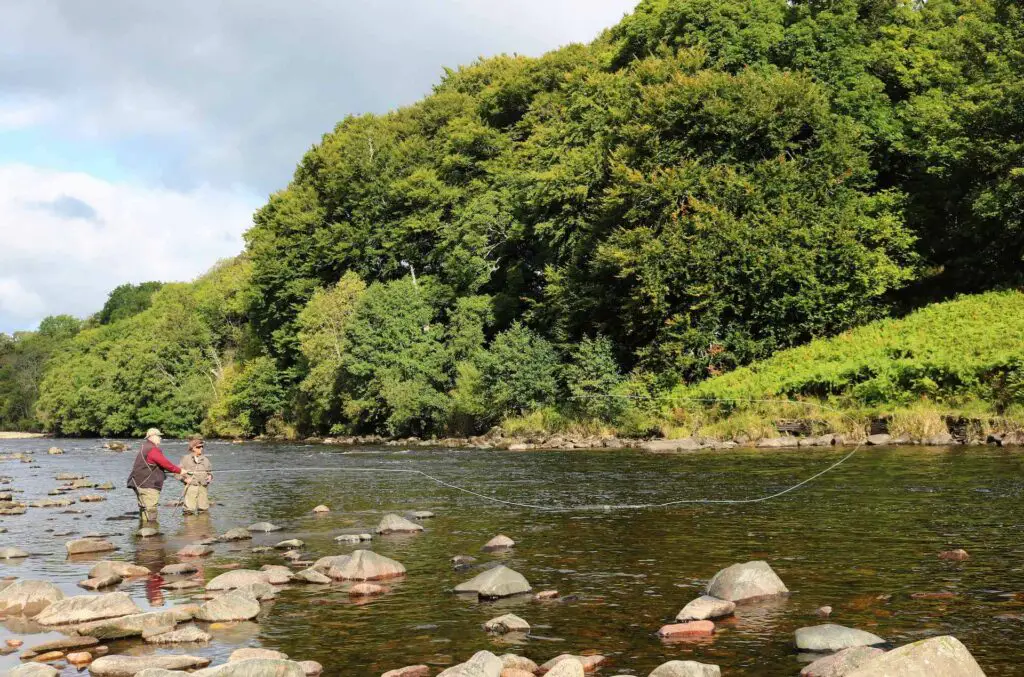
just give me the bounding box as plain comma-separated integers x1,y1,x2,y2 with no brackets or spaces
1,439,1022,676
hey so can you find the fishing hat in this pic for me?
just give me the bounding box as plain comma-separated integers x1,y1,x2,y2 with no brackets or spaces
145,427,163,439
188,437,204,450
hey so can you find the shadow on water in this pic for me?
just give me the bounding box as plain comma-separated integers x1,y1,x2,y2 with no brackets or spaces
2,439,1023,675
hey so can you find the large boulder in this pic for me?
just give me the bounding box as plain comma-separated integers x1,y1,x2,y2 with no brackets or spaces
71,610,177,639
327,550,406,580
437,651,503,677
35,592,141,625
675,595,736,621
845,636,985,677
193,659,306,677
376,514,425,534
454,565,531,599
796,625,886,652
89,654,211,677
801,647,885,676
483,613,530,633
206,570,269,591
705,561,788,602
311,555,350,573
89,561,151,579
648,661,721,677
66,538,117,555
0,580,65,615
194,591,261,622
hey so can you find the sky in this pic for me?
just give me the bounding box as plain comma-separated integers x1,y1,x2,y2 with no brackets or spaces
0,0,639,334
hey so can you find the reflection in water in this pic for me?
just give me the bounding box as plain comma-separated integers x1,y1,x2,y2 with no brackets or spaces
0,439,1023,676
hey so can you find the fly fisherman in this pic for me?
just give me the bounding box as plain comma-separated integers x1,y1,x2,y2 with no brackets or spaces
126,428,181,523
180,437,212,515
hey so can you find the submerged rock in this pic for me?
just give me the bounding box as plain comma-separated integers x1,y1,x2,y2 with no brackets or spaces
845,636,984,676
676,595,735,621
89,654,211,676
136,527,160,538
0,547,29,559
938,549,969,561
35,592,140,625
177,543,214,557
483,613,530,634
482,534,515,551
291,568,331,584
312,505,330,513
78,575,122,590
455,565,531,599
247,522,282,533
328,550,406,580
0,580,64,616
219,528,252,542
705,560,789,602
274,539,304,549
161,563,198,575
795,624,886,652
801,647,885,676
648,661,721,677
376,514,425,534
334,534,362,544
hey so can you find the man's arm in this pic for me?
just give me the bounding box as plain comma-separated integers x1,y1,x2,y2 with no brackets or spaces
147,448,181,474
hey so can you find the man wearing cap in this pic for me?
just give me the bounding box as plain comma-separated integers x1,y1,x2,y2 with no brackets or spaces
126,428,181,523
180,437,212,515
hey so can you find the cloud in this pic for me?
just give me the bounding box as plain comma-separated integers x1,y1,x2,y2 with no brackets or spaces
0,1,639,193
0,164,260,333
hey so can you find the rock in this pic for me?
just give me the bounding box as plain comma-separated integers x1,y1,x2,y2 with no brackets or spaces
642,438,702,453
35,592,141,625
105,442,127,452
169,604,200,622
219,528,252,541
757,437,799,448
499,656,538,673
482,534,515,551
145,625,211,644
90,561,150,579
7,664,59,677
334,534,362,544
20,636,99,658
437,650,503,677
939,549,969,561
80,494,106,502
89,654,212,676
455,565,531,599
258,565,294,585
376,513,425,534
816,605,833,618
705,560,789,602
311,555,350,572
274,539,304,549
229,648,288,662
73,610,177,640
7,639,24,648
648,661,721,677
136,527,160,538
79,575,122,590
923,432,954,446
657,621,715,637
675,595,735,621
177,543,214,557
866,434,891,446
291,568,331,584
540,655,605,674
796,624,886,652
534,590,560,601
910,591,956,600
71,479,96,489
65,538,116,555
545,658,584,677
56,473,84,480
193,659,307,677
484,614,530,633
48,447,63,455
382,666,431,677
801,647,885,676
452,555,477,567
349,582,386,596
232,582,277,602
328,550,406,580
845,636,984,676
247,522,282,532
161,562,199,575
0,547,29,559
67,651,94,665
312,505,330,513
299,661,323,676
195,591,261,622
162,580,201,590
207,570,271,591
0,580,64,615
412,511,434,519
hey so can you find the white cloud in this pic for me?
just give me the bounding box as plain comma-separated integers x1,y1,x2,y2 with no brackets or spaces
0,163,260,332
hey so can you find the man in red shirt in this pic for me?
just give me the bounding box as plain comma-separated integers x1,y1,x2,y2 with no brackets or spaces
126,428,181,523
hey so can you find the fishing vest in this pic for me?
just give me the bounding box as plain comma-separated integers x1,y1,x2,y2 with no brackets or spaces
127,441,168,491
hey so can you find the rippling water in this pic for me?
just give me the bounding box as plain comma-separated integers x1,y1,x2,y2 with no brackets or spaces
1,439,1022,676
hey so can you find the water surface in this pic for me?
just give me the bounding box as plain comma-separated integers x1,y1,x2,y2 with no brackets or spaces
1,439,1022,676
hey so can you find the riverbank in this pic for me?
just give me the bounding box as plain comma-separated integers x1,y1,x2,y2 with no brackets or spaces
0,432,44,439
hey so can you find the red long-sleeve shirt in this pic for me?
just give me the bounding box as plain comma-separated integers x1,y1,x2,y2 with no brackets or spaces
145,446,181,474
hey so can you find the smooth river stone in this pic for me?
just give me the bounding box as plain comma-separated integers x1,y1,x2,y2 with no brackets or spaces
705,560,789,602
438,651,503,677
376,513,424,534
795,624,886,652
0,580,64,616
327,550,406,580
35,592,141,625
845,636,985,677
801,647,885,677
455,565,531,599
65,538,116,555
89,654,211,677
676,595,735,621
648,661,722,677
483,613,530,633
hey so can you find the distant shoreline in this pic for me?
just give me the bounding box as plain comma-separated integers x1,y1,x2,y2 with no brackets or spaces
0,431,46,439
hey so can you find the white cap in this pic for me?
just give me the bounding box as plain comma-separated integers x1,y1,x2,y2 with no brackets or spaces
145,428,163,439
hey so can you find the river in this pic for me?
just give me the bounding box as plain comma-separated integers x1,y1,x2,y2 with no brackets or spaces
1,438,1021,676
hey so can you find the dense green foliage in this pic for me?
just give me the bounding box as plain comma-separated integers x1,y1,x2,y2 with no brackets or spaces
3,0,1022,438
0,316,81,431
